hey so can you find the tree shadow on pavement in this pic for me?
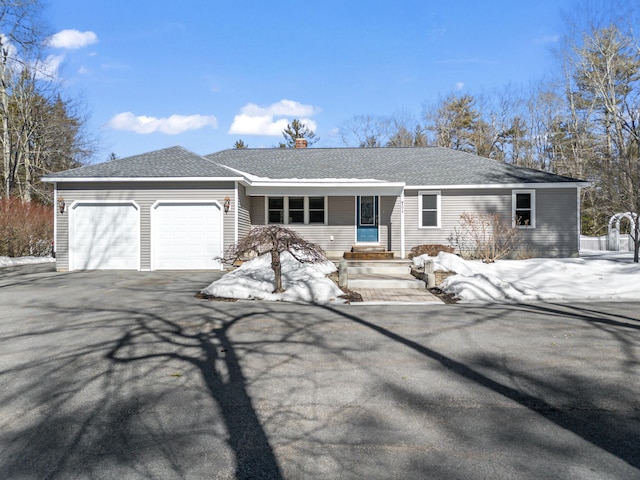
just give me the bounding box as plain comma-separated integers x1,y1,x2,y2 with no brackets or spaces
321,302,640,471
0,299,288,480
2,275,640,479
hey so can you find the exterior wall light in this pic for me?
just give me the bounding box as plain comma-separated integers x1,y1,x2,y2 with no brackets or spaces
223,196,231,214
58,197,66,214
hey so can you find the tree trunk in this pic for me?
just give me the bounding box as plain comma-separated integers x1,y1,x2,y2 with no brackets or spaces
270,249,284,293
634,214,639,263
1,51,10,198
23,140,31,202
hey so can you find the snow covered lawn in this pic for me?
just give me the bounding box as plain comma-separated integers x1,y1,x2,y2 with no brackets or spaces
202,249,640,305
0,256,55,268
201,251,345,304
415,250,640,303
7,250,637,305
202,251,640,303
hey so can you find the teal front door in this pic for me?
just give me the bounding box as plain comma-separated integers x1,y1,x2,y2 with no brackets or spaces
356,195,379,243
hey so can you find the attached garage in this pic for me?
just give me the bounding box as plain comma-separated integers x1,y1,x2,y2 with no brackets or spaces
151,201,223,270
42,147,241,272
70,202,140,270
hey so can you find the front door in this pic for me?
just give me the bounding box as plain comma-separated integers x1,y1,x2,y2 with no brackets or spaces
356,195,379,243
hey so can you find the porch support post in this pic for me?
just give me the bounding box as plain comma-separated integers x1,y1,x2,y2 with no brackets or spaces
400,190,405,259
577,188,582,256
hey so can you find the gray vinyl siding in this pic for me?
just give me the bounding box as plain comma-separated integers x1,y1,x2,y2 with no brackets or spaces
248,196,356,254
237,183,251,241
249,196,354,254
55,181,235,271
246,196,399,254
403,188,579,257
250,196,266,225
520,188,579,257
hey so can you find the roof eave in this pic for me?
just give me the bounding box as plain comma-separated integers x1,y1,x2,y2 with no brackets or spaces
404,181,592,189
245,180,406,196
41,176,244,183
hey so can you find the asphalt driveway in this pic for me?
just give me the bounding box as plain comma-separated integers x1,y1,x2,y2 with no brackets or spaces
1,264,639,479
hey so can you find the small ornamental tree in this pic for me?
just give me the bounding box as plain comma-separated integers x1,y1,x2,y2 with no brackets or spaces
230,225,327,293
449,212,521,262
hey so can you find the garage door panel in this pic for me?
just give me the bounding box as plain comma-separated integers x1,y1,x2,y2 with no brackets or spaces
153,202,222,270
72,203,139,270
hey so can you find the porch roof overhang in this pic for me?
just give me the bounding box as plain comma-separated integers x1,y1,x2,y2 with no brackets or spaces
244,180,406,197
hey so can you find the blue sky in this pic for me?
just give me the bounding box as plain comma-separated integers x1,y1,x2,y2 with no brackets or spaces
46,0,575,162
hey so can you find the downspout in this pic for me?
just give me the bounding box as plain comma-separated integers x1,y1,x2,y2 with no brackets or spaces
577,187,581,257
53,183,57,258
400,190,405,259
234,181,239,244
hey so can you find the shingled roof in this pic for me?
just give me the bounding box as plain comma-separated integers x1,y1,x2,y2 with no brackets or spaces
206,147,586,186
43,145,587,186
43,146,239,180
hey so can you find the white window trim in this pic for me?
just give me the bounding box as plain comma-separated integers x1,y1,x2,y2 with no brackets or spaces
418,190,441,229
512,189,536,228
265,196,328,225
288,196,306,224
307,196,328,225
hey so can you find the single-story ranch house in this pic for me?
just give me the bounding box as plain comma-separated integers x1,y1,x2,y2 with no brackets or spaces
42,144,590,271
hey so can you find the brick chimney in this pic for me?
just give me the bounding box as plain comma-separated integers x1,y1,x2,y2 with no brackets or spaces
294,138,308,148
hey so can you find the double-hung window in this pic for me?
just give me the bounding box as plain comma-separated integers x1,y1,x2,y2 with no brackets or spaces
268,197,284,224
512,190,535,228
266,196,327,225
418,191,441,228
308,197,325,224
288,197,305,223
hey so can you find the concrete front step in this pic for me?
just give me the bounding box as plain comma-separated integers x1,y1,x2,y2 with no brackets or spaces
341,260,413,276
348,275,426,290
348,264,412,275
337,259,426,290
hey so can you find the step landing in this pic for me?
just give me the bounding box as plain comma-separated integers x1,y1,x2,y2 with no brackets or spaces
339,259,426,290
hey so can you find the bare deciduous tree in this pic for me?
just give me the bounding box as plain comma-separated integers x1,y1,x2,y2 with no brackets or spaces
230,225,327,293
0,0,94,201
339,112,426,148
339,114,388,147
0,0,47,196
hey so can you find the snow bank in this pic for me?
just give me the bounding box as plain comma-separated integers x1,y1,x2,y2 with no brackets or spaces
0,256,55,268
201,251,345,304
433,251,640,303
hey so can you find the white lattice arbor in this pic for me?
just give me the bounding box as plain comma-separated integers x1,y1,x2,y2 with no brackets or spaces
607,212,637,251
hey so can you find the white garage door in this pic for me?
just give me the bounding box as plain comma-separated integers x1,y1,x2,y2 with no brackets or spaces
71,203,140,270
153,202,222,270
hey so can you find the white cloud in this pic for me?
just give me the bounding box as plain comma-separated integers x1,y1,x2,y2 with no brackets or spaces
0,34,63,80
0,34,17,59
37,54,65,79
48,30,98,49
229,99,319,135
107,112,218,135
455,82,464,90
229,115,291,136
242,99,318,117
